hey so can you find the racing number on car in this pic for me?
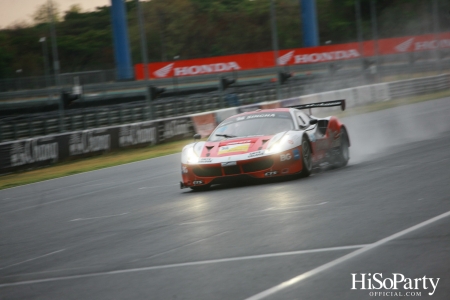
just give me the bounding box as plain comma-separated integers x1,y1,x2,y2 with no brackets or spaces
280,153,292,162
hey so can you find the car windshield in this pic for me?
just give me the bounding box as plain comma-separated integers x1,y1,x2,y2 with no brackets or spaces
208,112,294,141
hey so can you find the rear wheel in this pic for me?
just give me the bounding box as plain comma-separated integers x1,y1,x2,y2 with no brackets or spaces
333,129,349,168
299,137,312,177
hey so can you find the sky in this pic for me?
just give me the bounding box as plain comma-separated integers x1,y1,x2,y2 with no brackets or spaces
0,0,111,29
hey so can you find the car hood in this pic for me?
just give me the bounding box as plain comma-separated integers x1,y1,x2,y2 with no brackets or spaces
199,135,276,158
181,131,303,165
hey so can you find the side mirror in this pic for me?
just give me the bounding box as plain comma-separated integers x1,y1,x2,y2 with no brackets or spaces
193,133,201,140
309,119,318,125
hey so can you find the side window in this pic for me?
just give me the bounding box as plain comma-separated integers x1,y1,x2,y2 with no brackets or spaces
296,112,310,128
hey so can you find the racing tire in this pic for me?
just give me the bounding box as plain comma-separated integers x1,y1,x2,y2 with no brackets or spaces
190,184,211,191
299,137,313,177
333,128,350,168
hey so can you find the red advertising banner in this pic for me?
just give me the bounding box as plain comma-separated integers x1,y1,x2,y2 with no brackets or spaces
135,32,450,80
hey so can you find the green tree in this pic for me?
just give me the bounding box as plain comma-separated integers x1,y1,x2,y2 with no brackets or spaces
32,0,61,24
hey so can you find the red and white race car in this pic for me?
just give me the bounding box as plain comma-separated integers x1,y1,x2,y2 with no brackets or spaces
180,100,350,190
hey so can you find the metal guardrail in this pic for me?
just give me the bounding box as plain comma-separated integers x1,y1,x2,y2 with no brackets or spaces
0,84,287,142
1,72,449,143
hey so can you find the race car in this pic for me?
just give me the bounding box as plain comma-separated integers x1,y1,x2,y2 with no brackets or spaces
180,100,350,190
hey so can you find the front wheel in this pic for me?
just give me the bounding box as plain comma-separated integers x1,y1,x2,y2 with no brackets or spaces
299,138,312,177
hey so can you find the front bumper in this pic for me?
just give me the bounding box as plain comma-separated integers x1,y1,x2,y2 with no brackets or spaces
180,147,303,188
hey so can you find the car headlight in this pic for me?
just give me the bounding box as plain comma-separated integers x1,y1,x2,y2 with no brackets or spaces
266,135,290,154
186,147,199,164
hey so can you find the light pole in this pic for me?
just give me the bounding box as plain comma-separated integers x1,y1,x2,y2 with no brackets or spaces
48,0,60,87
270,0,281,100
173,55,180,95
39,37,50,88
136,0,152,120
432,0,441,73
355,0,365,77
370,0,380,83
47,0,64,132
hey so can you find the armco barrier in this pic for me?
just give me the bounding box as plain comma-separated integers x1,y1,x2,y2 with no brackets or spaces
1,74,449,174
0,117,192,174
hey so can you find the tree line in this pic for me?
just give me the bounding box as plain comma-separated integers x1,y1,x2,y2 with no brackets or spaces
0,0,448,79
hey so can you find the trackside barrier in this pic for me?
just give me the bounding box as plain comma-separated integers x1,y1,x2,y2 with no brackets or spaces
214,108,239,124
0,74,448,174
0,117,190,174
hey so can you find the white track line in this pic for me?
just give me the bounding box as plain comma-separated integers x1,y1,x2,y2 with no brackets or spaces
263,202,328,211
245,210,450,300
0,249,66,270
178,209,321,225
70,212,128,222
0,245,367,288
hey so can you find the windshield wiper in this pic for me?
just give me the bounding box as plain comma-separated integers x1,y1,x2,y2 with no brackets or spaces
215,134,237,138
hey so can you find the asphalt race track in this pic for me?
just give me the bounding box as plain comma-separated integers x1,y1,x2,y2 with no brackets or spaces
1,97,450,300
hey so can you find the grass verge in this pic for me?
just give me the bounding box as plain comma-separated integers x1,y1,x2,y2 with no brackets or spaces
0,139,192,190
1,90,450,190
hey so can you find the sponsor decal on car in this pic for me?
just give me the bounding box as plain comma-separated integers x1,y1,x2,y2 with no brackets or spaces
227,140,252,145
280,153,292,162
199,158,213,163
245,114,276,119
221,161,237,167
182,166,188,174
293,148,301,160
218,143,250,155
265,171,278,177
248,150,265,158
193,180,204,185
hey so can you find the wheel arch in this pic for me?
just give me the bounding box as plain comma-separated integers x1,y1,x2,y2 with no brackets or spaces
339,125,350,147
301,132,314,154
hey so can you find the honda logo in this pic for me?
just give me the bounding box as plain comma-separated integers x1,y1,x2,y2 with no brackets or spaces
154,63,174,78
395,38,414,52
174,62,240,76
294,50,360,64
277,51,294,65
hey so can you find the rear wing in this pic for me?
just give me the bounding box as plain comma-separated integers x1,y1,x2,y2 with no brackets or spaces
288,99,346,111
